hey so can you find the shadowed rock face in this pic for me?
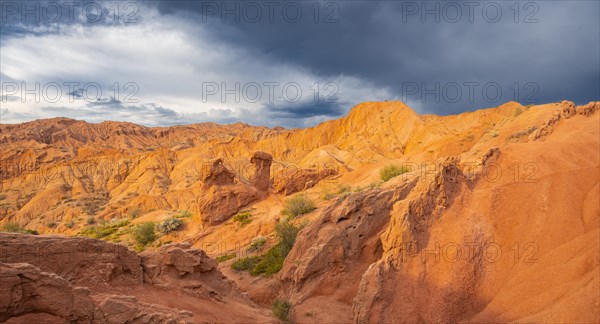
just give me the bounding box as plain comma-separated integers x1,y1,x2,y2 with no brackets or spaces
250,151,273,192
0,262,194,323
278,178,418,308
0,234,271,323
0,262,95,322
0,234,144,287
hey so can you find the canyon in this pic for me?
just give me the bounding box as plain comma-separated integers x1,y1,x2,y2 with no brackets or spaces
0,100,598,323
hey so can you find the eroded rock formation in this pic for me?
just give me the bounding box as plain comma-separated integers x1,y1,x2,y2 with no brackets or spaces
198,152,276,225
0,234,143,287
250,151,273,192
0,234,272,323
273,168,338,195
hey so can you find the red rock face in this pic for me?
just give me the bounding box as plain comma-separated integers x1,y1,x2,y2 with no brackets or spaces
0,234,272,323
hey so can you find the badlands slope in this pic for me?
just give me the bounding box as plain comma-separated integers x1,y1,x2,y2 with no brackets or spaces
0,100,598,323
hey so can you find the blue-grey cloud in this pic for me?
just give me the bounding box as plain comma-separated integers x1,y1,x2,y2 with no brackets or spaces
1,0,598,127
152,0,600,115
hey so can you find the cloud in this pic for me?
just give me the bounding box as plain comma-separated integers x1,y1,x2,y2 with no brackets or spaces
155,1,600,114
0,5,396,127
1,0,598,127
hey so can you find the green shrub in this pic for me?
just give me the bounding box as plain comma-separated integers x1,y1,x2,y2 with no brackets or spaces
272,299,292,322
247,235,267,252
275,219,302,255
156,217,183,234
250,243,286,276
368,181,382,189
132,222,156,245
514,107,523,117
281,195,316,218
337,185,351,195
129,207,141,219
320,190,336,201
216,253,237,263
46,221,57,228
338,191,351,200
233,211,253,226
177,210,192,218
2,222,23,233
353,186,365,192
508,126,537,140
380,164,410,182
231,256,262,271
79,219,130,239
1,222,38,235
251,220,303,276
86,216,96,225
65,220,75,229
232,220,303,276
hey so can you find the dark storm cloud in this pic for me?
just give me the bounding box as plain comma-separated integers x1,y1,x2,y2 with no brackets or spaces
153,0,599,115
265,100,345,119
0,0,141,41
1,0,598,126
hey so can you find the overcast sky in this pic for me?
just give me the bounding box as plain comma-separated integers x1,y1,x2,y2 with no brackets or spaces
1,0,598,128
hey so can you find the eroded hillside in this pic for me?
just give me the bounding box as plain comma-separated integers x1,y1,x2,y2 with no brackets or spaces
0,100,598,323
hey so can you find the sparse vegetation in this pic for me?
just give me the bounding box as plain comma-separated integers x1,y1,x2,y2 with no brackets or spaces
338,191,351,200
0,194,6,200
281,195,316,218
380,164,409,182
129,207,141,219
233,211,253,226
232,219,303,277
276,219,303,255
1,222,38,235
86,216,96,225
1,222,22,233
132,222,156,246
79,219,130,239
177,210,193,218
216,253,237,263
514,107,523,117
353,186,365,192
337,184,351,195
231,256,262,271
247,235,267,252
320,190,336,201
508,126,538,140
368,181,382,189
65,220,75,229
272,299,292,322
250,243,287,276
46,221,57,228
156,217,183,234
